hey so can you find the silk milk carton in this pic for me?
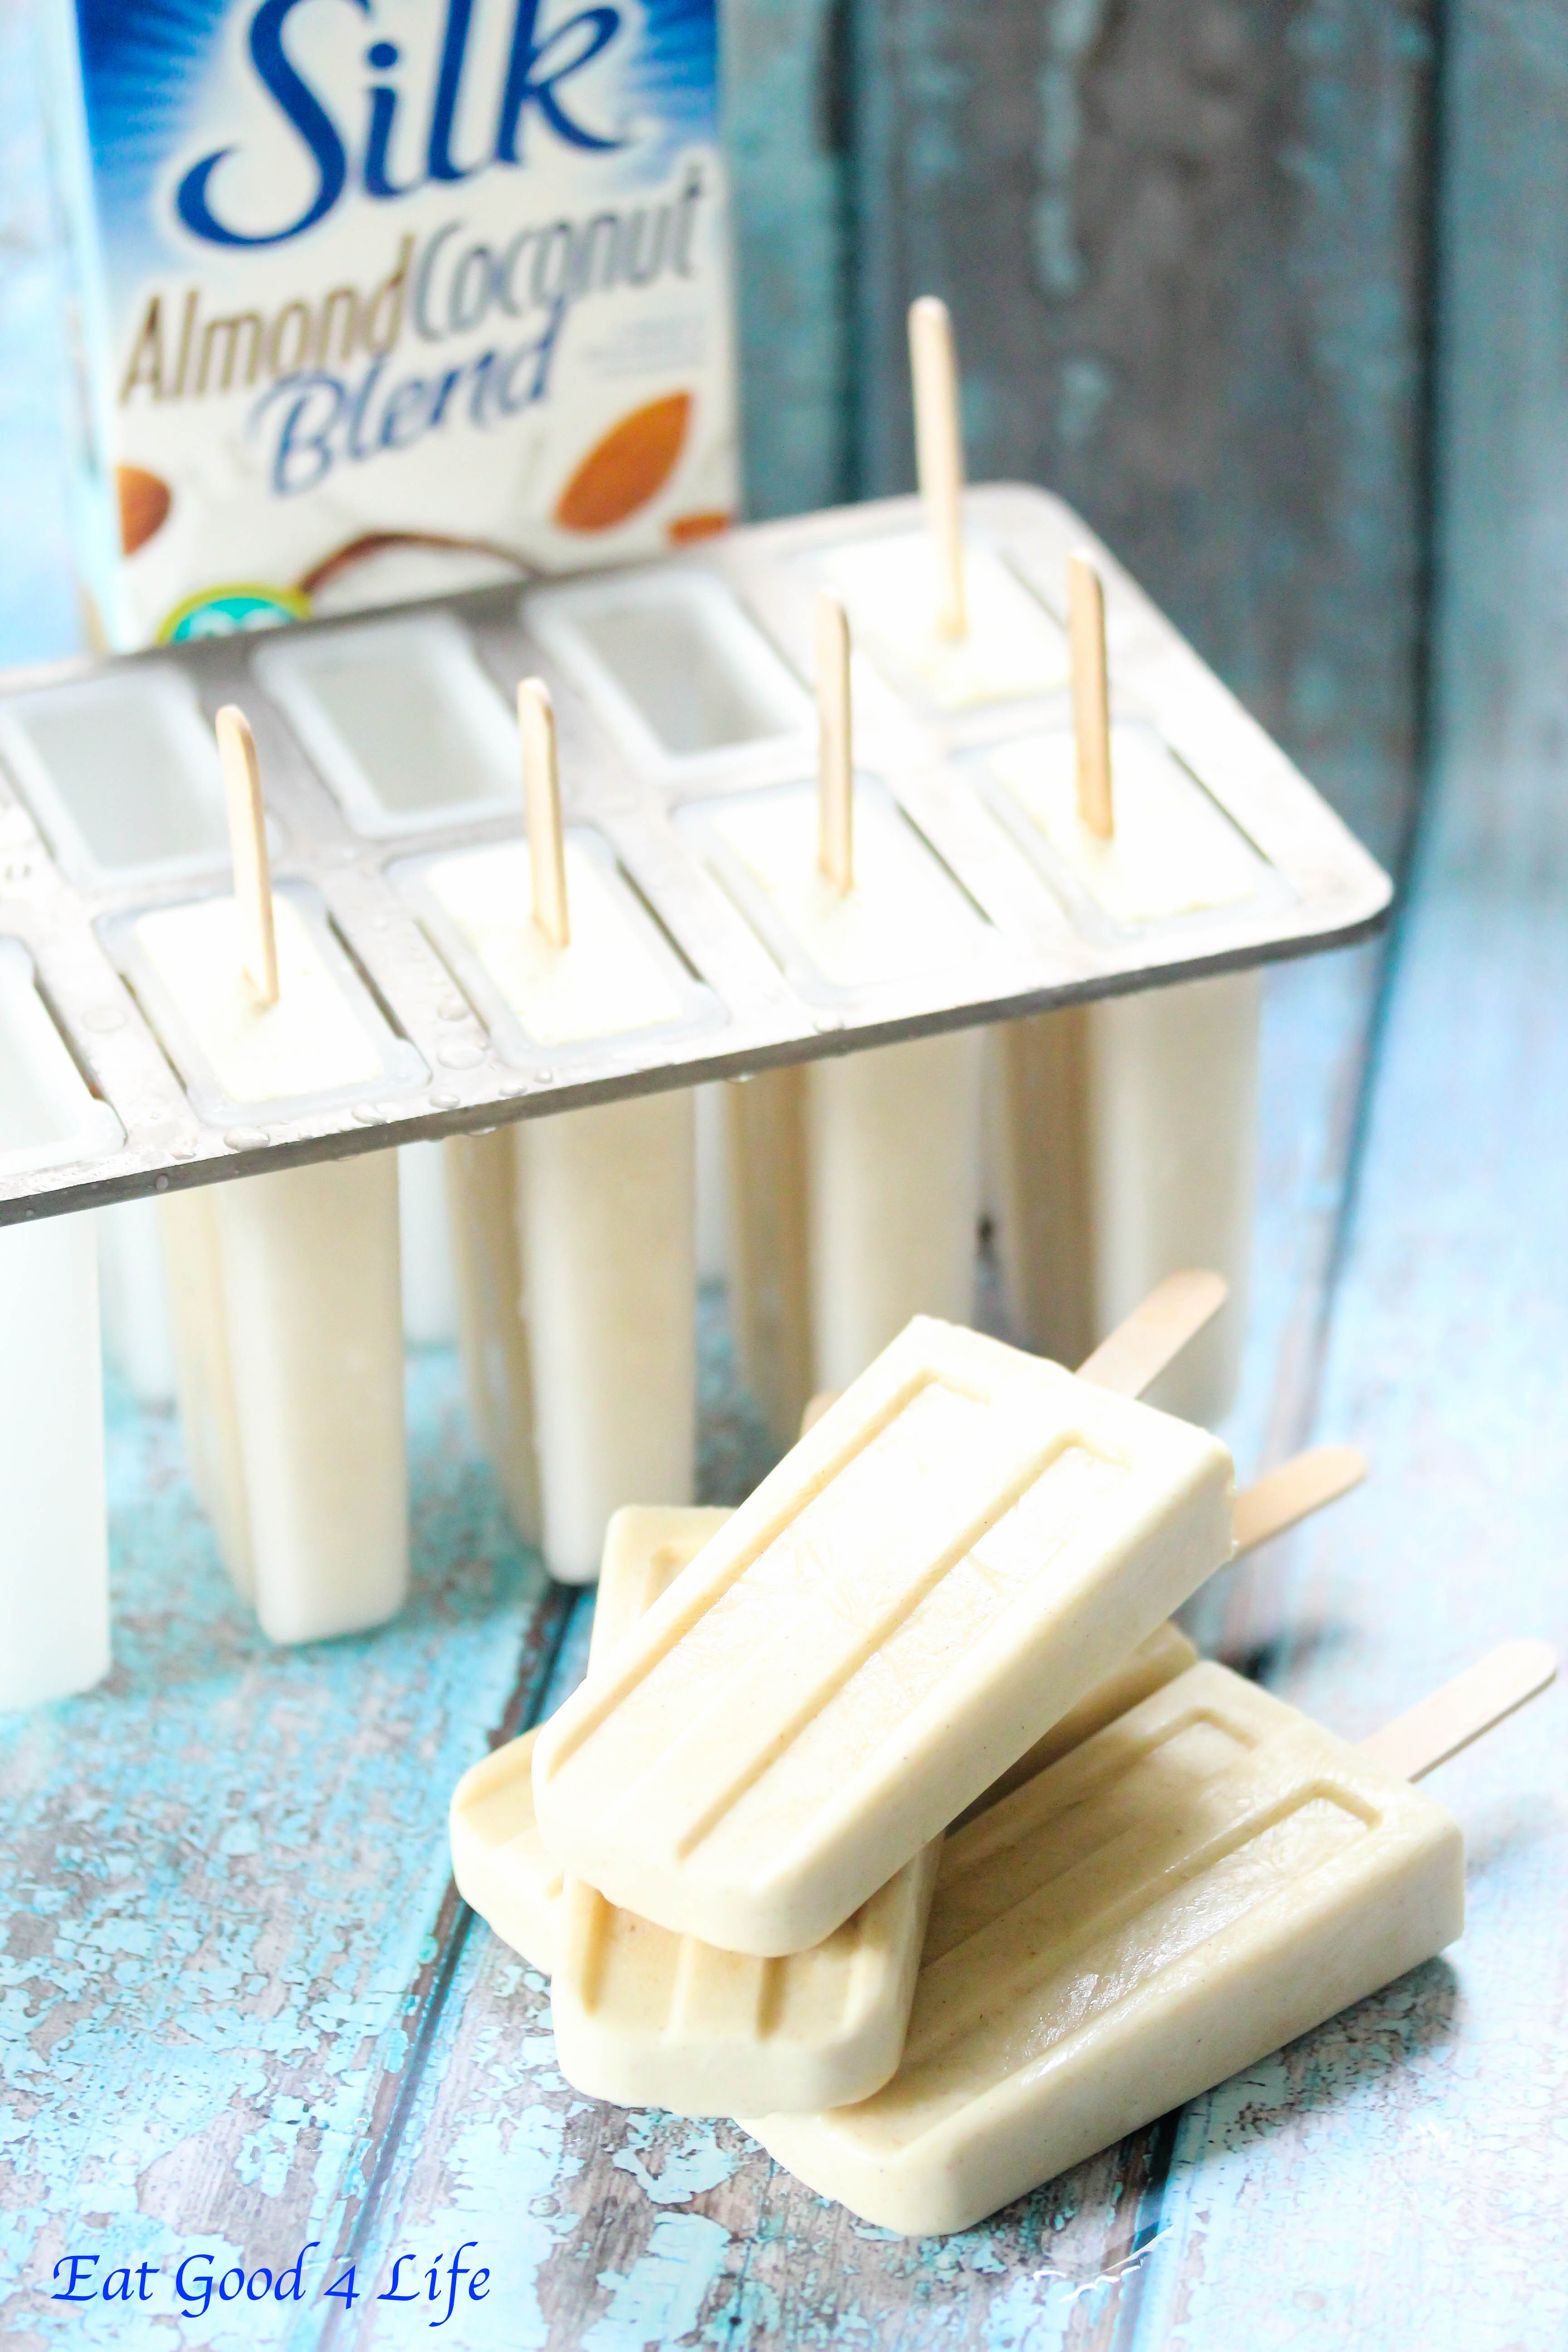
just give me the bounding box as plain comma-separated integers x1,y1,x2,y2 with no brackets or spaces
43,0,736,647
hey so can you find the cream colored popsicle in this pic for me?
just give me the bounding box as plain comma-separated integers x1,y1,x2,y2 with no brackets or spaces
804,1031,983,1394
0,1215,108,1710
723,1064,813,1452
150,706,408,1642
811,300,1067,710
532,1315,1236,1957
749,1643,1555,2234
160,1152,408,1643
995,973,1262,1421
397,1140,459,1346
991,572,1267,1421
423,682,697,1580
519,1087,696,1582
443,1125,541,1545
715,603,989,1415
98,1194,176,1406
476,1434,1354,1933
451,1505,733,1975
0,938,116,1711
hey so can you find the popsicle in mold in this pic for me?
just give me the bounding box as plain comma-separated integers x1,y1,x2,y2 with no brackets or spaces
411,679,698,1582
811,299,1068,713
0,940,120,1710
705,595,986,1439
144,707,410,1644
988,553,1266,1422
532,1312,1237,1958
749,1641,1557,2234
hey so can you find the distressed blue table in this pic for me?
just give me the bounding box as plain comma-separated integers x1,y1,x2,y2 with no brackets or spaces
4,0,1567,2339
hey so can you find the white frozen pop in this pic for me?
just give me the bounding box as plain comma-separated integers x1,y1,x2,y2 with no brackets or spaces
436,678,696,1581
153,705,408,1644
720,593,984,1431
97,1195,176,1405
397,1140,459,1346
533,1310,1241,1958
749,1641,1556,2235
0,942,119,1710
992,552,1264,1421
444,1123,541,1546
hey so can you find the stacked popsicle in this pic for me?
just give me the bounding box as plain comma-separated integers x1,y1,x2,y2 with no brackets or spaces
449,1285,1547,2233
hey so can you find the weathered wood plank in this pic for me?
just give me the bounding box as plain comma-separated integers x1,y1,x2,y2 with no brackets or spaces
723,0,856,518
1429,0,1568,798
848,0,1437,867
1124,723,1568,2352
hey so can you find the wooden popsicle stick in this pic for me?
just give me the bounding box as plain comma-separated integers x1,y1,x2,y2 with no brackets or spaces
816,590,853,895
1360,1639,1557,1783
1068,551,1113,838
1232,1445,1367,1557
215,704,278,1008
520,676,569,950
1076,1269,1227,1399
908,295,967,640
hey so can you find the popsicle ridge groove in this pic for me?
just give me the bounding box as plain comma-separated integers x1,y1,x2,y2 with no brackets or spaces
912,1736,1285,2045
922,1707,1254,1963
648,1453,1066,1867
898,1791,1377,2130
746,1661,1470,2231
534,1320,1236,1954
530,1369,953,1776
583,1392,1075,1864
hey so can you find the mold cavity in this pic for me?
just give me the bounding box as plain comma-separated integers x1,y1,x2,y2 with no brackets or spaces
255,613,517,828
575,603,790,754
0,941,123,1170
0,669,229,876
530,574,810,768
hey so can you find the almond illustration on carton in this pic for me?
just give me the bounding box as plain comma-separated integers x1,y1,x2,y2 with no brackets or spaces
554,394,691,533
118,464,171,554
668,510,733,544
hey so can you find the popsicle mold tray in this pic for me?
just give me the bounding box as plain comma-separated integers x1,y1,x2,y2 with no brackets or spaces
0,488,1390,1222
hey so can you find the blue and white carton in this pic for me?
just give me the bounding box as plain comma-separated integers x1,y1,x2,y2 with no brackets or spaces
44,0,737,647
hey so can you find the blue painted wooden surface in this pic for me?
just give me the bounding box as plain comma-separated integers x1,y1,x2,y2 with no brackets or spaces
722,0,855,519
5,0,1568,2338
